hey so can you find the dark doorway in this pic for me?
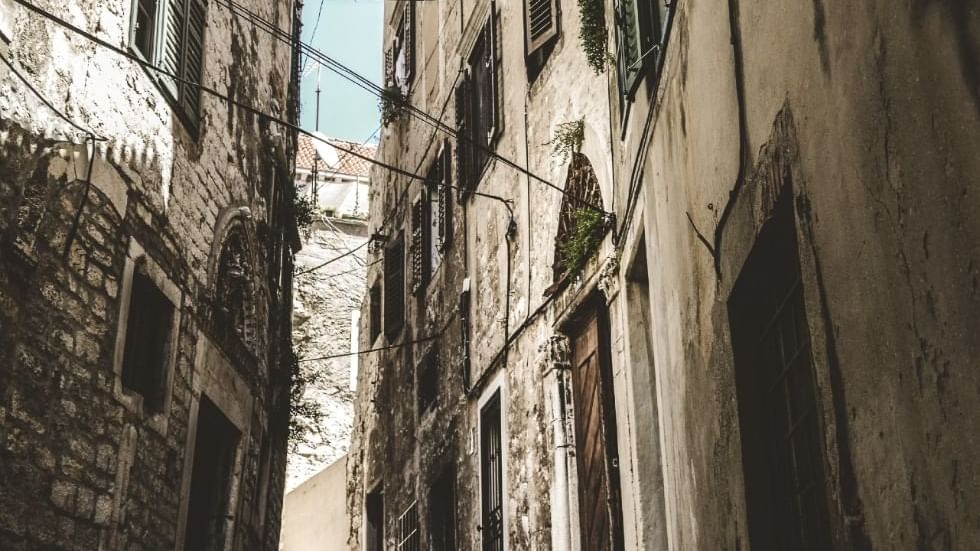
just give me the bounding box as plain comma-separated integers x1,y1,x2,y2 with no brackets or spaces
728,192,832,551
428,465,456,551
184,396,240,551
365,483,384,551
567,298,625,551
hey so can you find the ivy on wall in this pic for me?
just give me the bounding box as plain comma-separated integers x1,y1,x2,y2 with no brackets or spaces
556,207,605,277
578,0,608,73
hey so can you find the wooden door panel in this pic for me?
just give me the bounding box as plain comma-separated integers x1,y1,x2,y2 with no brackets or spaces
569,304,624,551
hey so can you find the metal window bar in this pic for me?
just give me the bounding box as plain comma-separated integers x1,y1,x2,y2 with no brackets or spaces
397,502,419,551
481,394,504,551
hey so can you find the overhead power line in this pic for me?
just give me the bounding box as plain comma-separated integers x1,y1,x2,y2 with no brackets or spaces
211,0,607,214
294,240,369,276
6,0,435,184
0,54,105,141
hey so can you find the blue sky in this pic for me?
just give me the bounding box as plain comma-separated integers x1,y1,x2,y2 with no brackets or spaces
299,0,383,143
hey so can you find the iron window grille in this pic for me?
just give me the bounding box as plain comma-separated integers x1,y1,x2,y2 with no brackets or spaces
728,193,832,551
481,391,504,551
397,501,420,551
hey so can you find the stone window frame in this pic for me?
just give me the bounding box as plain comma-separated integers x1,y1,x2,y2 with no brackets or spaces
477,370,509,551
111,237,182,436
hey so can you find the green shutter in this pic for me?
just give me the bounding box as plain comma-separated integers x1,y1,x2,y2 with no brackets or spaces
158,0,186,98
180,0,207,124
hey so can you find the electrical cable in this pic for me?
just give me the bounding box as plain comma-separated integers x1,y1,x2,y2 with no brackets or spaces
6,0,435,185
294,239,369,275
297,310,456,363
0,54,106,141
209,0,608,214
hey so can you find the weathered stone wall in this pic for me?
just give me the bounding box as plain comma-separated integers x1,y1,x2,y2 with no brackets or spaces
288,217,367,491
348,0,613,549
610,0,980,548
0,0,300,547
350,0,980,550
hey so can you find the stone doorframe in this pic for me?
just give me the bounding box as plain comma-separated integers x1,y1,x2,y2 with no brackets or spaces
174,333,254,551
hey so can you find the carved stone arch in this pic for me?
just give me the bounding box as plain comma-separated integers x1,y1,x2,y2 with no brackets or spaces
552,152,605,282
209,206,260,358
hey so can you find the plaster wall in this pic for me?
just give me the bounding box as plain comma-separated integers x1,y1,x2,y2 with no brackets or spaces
610,0,980,548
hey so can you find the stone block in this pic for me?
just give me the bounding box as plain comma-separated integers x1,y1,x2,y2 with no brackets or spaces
50,479,76,512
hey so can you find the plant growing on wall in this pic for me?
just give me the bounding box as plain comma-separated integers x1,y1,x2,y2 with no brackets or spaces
547,119,586,162
557,207,605,276
578,0,608,73
285,347,325,451
380,85,409,126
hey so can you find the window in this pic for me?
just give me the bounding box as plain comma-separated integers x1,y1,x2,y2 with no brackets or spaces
552,153,604,282
524,0,560,80
480,391,504,551
411,147,452,295
455,10,500,198
434,141,454,252
614,0,670,109
397,502,419,551
369,281,382,343
417,347,437,414
184,396,240,550
121,263,176,414
385,1,415,94
129,0,208,127
728,194,832,551
410,194,430,295
384,233,405,338
428,466,457,551
366,484,384,551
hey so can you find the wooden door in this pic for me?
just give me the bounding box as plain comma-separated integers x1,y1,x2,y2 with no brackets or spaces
569,304,625,551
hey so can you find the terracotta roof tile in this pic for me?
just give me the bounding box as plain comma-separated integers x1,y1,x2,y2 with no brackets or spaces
295,134,376,179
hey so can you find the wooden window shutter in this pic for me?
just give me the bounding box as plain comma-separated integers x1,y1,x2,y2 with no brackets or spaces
180,0,207,124
402,2,415,84
437,140,453,250
158,0,186,98
454,76,472,201
384,234,405,337
486,9,500,144
525,0,559,55
384,46,395,87
411,195,426,295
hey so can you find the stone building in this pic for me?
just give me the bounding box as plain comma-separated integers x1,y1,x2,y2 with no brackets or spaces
348,0,980,550
287,134,372,490
0,0,302,547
